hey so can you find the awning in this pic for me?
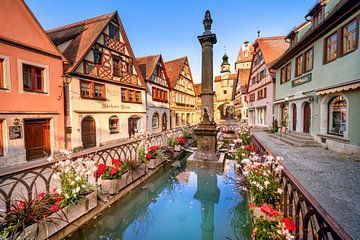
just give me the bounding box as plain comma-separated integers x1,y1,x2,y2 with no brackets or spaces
316,82,360,95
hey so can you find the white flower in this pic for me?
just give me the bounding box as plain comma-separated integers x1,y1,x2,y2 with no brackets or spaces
277,188,283,194
264,180,270,187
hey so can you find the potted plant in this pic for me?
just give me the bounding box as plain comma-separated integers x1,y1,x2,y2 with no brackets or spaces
144,145,165,169
174,136,186,151
94,159,128,195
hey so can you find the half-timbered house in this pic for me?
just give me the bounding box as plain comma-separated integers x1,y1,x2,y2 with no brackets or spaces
247,36,289,128
137,55,170,133
164,57,196,128
48,12,147,150
0,0,66,166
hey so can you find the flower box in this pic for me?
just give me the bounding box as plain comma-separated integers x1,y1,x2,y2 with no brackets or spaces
100,171,129,195
174,145,181,151
127,165,146,184
147,157,166,170
23,191,97,240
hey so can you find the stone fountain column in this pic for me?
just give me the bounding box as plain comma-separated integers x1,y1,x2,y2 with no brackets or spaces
194,10,218,161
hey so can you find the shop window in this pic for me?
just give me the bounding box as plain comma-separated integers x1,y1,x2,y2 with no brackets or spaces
23,64,44,92
109,116,119,134
328,96,347,136
152,113,159,129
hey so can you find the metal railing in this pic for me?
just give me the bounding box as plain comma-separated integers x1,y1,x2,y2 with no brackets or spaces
251,134,352,240
0,128,187,214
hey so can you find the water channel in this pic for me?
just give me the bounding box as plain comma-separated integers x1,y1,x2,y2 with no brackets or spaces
68,154,251,240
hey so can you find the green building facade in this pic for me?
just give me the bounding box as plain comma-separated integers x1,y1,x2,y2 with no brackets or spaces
271,0,360,155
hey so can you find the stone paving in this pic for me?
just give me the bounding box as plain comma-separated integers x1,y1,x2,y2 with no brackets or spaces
253,131,360,239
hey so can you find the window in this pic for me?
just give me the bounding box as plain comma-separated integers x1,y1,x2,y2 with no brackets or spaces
296,55,304,76
23,64,44,92
121,88,142,103
112,57,121,76
109,116,119,134
152,87,168,102
328,96,347,136
304,48,313,72
176,113,179,126
94,50,102,64
0,120,3,157
223,90,227,94
109,23,120,42
280,63,291,84
251,77,256,85
313,9,323,28
257,88,267,100
343,20,357,54
80,80,105,99
152,113,159,129
325,33,337,62
0,59,4,88
249,93,255,102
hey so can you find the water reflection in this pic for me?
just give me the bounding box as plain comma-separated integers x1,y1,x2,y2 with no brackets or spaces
68,157,251,240
193,168,220,240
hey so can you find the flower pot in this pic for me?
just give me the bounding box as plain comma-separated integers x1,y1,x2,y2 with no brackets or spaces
174,145,181,151
100,172,129,195
156,157,167,166
147,158,157,169
23,191,97,240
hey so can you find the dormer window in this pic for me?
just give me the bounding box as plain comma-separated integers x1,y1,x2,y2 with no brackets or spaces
109,23,120,42
313,9,323,28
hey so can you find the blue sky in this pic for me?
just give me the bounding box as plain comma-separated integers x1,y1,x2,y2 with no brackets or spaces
26,0,315,83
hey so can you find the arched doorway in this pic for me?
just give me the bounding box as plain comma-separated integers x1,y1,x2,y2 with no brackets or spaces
162,113,167,131
292,104,297,131
81,116,96,149
128,115,140,138
303,102,311,133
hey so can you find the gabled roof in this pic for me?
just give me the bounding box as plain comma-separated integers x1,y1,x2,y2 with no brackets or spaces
194,83,202,97
47,12,114,72
236,41,254,63
164,56,189,88
136,54,171,88
136,55,160,80
254,36,289,66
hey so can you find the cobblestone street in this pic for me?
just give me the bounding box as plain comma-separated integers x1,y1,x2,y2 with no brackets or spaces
253,131,360,239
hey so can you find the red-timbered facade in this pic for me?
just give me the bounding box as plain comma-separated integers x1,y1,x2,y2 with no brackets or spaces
48,12,147,150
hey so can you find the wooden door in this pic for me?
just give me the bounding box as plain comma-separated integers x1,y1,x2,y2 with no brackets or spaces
24,119,50,160
303,102,311,133
128,117,139,138
162,113,167,131
292,104,297,131
81,116,96,149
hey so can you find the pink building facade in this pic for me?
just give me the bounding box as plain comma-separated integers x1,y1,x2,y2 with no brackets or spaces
247,36,289,128
0,0,65,166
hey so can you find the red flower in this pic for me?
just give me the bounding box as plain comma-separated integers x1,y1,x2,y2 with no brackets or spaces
148,146,160,152
50,203,59,212
56,196,64,202
146,153,153,159
97,163,107,174
245,145,256,152
248,203,256,208
94,170,101,179
283,218,296,232
112,159,120,167
176,137,186,145
37,192,46,199
260,204,279,217
18,200,26,209
110,167,118,175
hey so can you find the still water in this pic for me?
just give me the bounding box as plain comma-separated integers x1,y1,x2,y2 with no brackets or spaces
68,155,251,240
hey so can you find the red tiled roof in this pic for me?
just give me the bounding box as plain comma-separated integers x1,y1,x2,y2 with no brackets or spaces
236,42,254,63
136,55,160,80
47,12,114,72
194,83,201,97
254,36,289,65
214,73,237,82
164,57,187,88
